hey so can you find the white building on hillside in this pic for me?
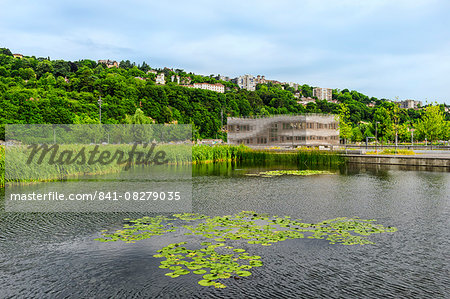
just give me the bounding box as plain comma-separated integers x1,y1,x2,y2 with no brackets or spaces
188,83,225,93
313,87,333,101
399,99,422,109
156,73,165,85
234,75,256,91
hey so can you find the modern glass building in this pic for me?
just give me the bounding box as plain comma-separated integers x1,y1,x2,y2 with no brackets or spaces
227,114,340,147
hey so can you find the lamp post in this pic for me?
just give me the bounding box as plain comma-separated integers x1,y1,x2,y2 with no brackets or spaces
375,121,380,153
98,96,102,124
410,128,415,147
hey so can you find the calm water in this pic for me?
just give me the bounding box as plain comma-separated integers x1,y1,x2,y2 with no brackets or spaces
0,163,449,298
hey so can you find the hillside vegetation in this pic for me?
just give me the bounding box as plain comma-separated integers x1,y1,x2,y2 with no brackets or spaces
0,47,448,142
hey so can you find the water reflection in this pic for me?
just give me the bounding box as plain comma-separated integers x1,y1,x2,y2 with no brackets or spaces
0,162,449,298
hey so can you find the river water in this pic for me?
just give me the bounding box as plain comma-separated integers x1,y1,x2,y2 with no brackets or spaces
0,163,449,298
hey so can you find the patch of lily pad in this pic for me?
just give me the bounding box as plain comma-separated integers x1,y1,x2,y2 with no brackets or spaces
95,211,397,288
245,170,335,177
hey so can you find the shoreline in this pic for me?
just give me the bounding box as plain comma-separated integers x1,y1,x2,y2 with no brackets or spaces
2,145,449,188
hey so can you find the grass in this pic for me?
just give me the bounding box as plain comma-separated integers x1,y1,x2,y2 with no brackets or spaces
366,149,416,155
0,145,4,187
1,144,192,187
0,144,345,187
192,144,248,163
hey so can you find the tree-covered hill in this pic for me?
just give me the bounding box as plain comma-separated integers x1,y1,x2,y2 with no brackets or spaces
0,48,448,142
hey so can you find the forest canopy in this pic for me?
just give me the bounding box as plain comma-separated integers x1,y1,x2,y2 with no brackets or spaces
0,48,448,142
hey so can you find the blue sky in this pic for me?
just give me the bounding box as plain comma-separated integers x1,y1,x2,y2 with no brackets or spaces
1,0,449,104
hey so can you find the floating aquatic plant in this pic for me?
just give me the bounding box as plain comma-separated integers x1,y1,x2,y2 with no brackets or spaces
245,170,335,177
94,215,176,243
95,211,397,288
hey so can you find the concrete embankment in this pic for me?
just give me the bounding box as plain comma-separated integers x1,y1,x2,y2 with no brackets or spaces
344,154,450,168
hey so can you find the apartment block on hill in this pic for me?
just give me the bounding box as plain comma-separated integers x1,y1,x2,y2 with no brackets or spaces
233,75,256,91
399,99,422,109
313,87,333,101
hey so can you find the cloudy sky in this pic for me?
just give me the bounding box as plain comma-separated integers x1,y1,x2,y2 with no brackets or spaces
1,0,449,104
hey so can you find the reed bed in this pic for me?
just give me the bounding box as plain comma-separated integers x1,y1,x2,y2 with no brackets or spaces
2,144,192,186
0,144,345,187
192,144,248,164
0,146,4,187
192,145,345,166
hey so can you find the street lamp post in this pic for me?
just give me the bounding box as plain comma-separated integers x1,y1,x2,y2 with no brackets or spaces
98,96,102,124
375,121,380,153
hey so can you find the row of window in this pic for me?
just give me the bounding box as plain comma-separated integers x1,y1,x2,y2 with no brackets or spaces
234,135,339,144
228,122,338,132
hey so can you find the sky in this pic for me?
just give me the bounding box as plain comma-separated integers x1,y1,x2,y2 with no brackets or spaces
1,0,449,104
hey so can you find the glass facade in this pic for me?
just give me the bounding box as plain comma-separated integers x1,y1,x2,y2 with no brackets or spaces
227,114,340,147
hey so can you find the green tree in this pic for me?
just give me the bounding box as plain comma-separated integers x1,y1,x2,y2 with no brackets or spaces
373,107,393,143
52,60,71,77
338,103,352,145
36,60,54,78
125,108,154,124
416,104,445,147
0,48,13,56
351,126,363,142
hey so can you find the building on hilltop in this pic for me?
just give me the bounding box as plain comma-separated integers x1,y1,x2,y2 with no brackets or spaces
254,75,267,85
13,53,23,59
227,114,339,148
233,75,256,91
287,82,300,91
186,82,225,93
313,87,333,101
98,60,119,68
269,80,284,86
171,75,180,84
147,69,157,75
297,97,316,106
399,99,422,109
215,75,230,82
156,73,165,85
